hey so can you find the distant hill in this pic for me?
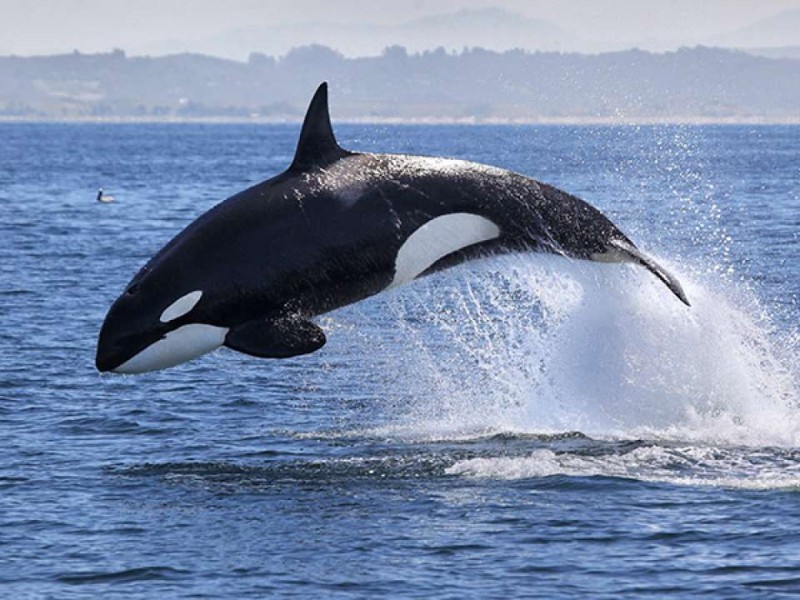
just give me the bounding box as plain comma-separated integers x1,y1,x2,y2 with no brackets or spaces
1,45,799,122
389,8,571,54
137,8,572,59
716,9,800,49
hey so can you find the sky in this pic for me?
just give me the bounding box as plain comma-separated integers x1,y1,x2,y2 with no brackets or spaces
1,0,800,57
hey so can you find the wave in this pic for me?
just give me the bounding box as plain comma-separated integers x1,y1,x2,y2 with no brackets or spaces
56,566,188,585
447,445,800,490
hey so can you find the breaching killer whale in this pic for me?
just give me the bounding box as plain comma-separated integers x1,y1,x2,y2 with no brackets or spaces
96,82,689,374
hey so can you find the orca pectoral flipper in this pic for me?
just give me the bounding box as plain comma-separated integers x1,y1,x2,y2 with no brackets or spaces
225,315,327,359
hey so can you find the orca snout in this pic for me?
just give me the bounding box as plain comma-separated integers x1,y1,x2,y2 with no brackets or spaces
96,308,230,374
95,311,158,373
95,326,136,373
95,344,121,373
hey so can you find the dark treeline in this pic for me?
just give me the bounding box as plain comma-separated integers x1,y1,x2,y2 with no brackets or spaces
1,45,799,121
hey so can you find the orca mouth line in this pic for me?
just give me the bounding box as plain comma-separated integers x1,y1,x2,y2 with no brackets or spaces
96,343,146,373
95,330,165,373
98,324,229,374
96,349,128,373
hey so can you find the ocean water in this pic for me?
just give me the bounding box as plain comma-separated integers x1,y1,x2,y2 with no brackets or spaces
1,122,799,598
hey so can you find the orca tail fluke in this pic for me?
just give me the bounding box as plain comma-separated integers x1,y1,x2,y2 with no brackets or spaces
608,239,691,306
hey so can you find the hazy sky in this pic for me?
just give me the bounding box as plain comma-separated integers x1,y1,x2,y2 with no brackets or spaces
2,0,800,56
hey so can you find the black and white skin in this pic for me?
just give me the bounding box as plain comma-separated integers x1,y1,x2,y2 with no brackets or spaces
96,83,689,374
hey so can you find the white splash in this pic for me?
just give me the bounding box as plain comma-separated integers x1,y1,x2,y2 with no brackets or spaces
354,253,800,447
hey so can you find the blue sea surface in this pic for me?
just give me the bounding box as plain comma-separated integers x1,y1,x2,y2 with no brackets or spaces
1,122,800,598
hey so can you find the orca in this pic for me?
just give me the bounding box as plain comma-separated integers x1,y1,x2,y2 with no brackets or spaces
96,82,689,374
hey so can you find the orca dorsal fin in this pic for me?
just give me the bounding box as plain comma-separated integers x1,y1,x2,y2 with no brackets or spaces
290,82,349,171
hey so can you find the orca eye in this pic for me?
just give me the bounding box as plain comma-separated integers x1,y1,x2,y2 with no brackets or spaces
126,283,139,295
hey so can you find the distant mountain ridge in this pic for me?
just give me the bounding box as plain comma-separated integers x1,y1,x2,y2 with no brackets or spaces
138,8,572,59
716,8,800,49
386,8,571,53
130,7,800,60
1,45,799,122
